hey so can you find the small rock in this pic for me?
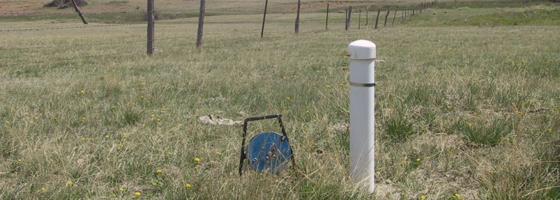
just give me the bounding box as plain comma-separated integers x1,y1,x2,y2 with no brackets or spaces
198,115,242,126
329,123,349,132
237,111,248,117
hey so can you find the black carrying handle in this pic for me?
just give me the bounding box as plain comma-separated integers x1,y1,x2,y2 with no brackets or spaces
239,114,292,176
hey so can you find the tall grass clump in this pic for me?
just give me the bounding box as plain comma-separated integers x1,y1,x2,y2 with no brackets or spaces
454,117,516,146
383,116,415,143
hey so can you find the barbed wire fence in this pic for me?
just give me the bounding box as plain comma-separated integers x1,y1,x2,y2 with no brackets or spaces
0,0,437,68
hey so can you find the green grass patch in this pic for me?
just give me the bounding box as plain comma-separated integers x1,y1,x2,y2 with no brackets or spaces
0,11,213,23
447,8,560,26
0,7,560,199
454,117,516,147
436,0,556,9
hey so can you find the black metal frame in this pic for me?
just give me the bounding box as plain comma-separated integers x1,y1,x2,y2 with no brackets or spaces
239,114,296,176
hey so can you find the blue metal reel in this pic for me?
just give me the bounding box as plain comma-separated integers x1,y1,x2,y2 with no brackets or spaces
246,132,292,174
238,114,295,176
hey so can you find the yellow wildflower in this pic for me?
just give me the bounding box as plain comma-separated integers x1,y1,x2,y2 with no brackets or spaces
194,157,201,162
135,192,141,196
186,183,192,188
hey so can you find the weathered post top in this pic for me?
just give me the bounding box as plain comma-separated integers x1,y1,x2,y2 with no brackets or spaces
348,40,376,60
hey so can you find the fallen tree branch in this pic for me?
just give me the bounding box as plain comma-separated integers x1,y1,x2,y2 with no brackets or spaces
70,0,88,24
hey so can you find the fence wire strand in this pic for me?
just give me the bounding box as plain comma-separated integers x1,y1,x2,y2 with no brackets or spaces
0,1,435,67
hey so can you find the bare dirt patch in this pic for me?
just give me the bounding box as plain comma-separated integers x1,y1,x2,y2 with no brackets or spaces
282,1,381,12
0,2,43,14
0,1,138,16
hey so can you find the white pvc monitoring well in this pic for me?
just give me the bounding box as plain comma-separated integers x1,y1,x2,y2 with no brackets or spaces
348,40,376,193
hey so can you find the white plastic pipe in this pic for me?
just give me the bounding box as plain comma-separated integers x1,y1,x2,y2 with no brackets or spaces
348,40,376,193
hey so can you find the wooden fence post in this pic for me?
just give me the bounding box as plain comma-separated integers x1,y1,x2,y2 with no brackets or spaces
147,0,154,55
326,3,329,30
374,8,380,29
261,0,268,38
405,9,408,20
358,9,361,30
345,8,348,30
295,0,301,34
70,0,88,24
383,9,390,27
196,0,205,50
392,8,397,25
365,6,369,28
348,6,352,29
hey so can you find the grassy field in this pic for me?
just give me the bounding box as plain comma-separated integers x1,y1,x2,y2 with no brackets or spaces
1,0,560,199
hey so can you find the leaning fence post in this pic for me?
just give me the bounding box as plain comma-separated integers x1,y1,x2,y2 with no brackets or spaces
348,40,376,193
261,0,268,38
384,9,390,27
374,8,380,29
